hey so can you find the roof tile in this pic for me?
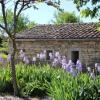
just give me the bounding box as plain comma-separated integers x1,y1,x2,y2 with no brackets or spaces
16,23,100,40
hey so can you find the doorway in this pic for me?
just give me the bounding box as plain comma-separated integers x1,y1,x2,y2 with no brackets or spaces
71,51,79,64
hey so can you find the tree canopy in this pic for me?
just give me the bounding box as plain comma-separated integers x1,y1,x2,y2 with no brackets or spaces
27,21,36,29
73,0,100,18
52,11,80,24
0,9,36,33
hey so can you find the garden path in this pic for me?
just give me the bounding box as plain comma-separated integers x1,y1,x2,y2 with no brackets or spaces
0,96,52,100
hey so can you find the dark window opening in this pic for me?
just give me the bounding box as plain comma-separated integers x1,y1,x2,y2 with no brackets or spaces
71,51,79,64
46,50,53,60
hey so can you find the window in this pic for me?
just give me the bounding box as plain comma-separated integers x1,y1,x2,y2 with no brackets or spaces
46,50,53,60
71,51,79,64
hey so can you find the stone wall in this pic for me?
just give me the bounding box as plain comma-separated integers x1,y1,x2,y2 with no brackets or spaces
15,39,100,67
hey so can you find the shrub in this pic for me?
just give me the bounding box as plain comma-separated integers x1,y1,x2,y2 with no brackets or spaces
48,73,100,100
0,53,7,59
0,53,8,67
0,68,13,93
0,48,8,54
0,63,100,99
16,63,53,96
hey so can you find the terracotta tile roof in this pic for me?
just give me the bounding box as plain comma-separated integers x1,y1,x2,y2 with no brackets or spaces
16,23,100,40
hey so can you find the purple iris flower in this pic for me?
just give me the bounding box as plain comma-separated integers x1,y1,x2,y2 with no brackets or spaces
23,56,29,64
52,57,59,67
64,60,73,73
61,56,67,65
58,56,62,64
32,57,36,62
19,49,25,60
49,52,54,60
68,65,77,77
90,72,95,79
37,54,40,58
87,67,91,73
39,52,46,60
97,66,100,73
95,63,98,68
65,64,71,72
43,50,46,54
76,60,82,72
68,60,73,66
0,56,3,62
55,51,60,58
62,63,66,69
7,54,11,62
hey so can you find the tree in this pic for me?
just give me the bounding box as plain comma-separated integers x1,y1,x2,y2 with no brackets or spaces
0,9,36,33
0,35,3,47
0,9,36,50
0,9,36,57
52,11,80,24
0,0,61,96
27,21,36,29
73,0,100,18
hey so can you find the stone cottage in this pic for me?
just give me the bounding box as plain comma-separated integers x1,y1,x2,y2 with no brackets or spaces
15,23,100,66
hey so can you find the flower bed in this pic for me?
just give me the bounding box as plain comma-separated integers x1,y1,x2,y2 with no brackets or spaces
0,63,100,99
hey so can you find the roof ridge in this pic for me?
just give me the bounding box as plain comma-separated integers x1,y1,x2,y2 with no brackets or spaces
32,22,98,27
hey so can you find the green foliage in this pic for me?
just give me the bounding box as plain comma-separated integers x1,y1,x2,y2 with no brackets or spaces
80,8,92,18
0,47,8,55
27,21,36,29
0,64,100,99
48,73,100,100
16,63,53,96
0,68,12,93
0,34,9,54
73,0,100,18
0,9,36,33
0,53,7,59
52,11,80,24
0,53,8,67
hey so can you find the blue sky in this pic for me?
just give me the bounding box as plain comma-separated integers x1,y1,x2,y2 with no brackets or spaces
21,0,99,24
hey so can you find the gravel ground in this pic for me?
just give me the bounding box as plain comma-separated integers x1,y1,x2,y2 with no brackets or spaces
0,96,52,100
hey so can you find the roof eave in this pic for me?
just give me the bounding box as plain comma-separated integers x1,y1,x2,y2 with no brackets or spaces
15,38,100,41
